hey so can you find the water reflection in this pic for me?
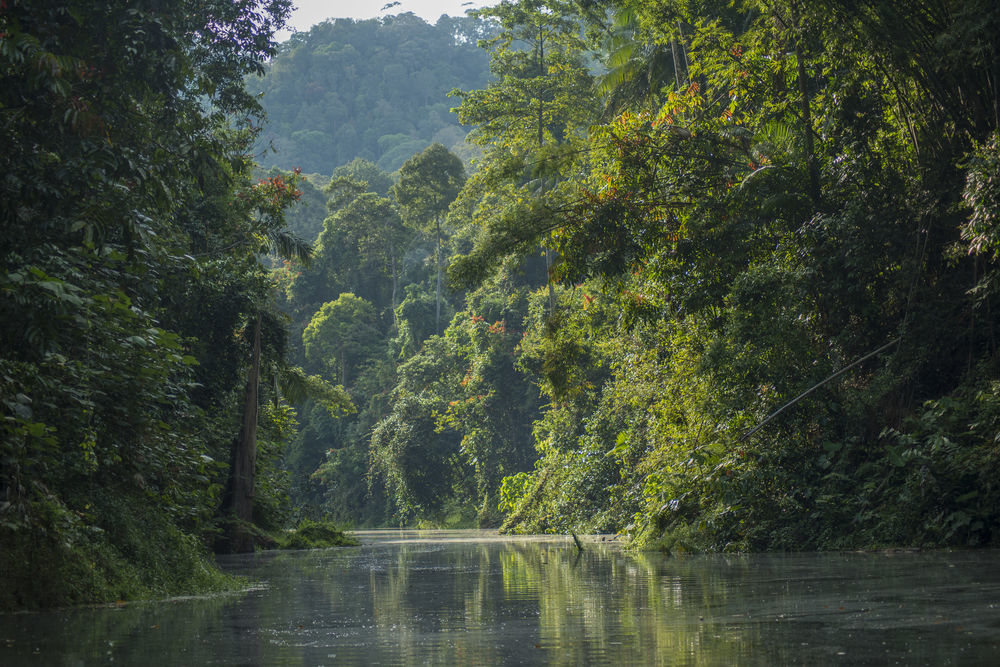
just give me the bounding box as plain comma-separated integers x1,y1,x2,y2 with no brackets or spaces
3,531,1000,664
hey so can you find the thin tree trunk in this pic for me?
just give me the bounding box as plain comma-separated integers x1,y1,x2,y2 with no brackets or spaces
536,31,555,318
224,314,261,553
987,291,996,357
970,258,978,373
992,60,1000,131
676,21,690,80
538,29,545,148
791,7,820,205
390,248,399,332
545,248,555,316
670,38,682,90
435,217,442,334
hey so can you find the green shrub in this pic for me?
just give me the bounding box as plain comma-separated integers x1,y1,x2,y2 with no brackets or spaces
274,518,358,550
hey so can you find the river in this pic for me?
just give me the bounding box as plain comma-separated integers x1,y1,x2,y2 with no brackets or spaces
2,529,999,665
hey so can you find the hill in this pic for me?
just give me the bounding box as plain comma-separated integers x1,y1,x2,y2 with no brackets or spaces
249,13,493,174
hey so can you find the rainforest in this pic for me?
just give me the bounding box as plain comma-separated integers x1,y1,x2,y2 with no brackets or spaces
2,0,1000,610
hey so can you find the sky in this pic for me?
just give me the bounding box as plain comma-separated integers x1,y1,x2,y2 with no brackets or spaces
278,0,496,39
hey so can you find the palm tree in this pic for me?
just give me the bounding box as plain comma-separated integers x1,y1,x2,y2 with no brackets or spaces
596,7,685,117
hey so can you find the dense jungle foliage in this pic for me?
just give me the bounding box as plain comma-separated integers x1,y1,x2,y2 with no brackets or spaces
272,0,1000,551
249,13,494,174
0,0,357,610
4,0,1000,611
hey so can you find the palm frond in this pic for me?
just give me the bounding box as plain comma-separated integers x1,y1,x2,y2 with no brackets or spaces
269,230,313,265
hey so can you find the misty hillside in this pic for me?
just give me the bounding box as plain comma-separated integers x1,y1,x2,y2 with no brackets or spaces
250,12,494,174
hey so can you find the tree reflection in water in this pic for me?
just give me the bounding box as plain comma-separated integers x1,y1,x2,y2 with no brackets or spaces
2,531,999,664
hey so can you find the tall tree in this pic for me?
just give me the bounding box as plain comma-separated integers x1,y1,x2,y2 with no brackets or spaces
328,192,412,328
392,144,466,333
302,293,380,384
217,171,311,554
450,0,595,307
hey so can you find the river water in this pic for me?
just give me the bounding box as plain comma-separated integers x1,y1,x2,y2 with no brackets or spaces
2,529,999,665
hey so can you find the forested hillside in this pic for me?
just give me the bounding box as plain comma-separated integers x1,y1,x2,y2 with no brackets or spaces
280,0,1000,551
249,13,494,174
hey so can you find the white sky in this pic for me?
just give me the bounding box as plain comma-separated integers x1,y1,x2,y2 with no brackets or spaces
278,0,496,39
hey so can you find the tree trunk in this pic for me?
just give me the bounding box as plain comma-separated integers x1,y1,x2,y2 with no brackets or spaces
791,8,820,205
545,247,555,316
435,217,442,335
390,247,399,333
670,38,682,90
537,29,545,148
223,314,261,553
534,38,555,319
676,22,690,78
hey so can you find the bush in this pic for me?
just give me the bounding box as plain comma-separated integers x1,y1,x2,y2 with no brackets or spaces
274,518,358,550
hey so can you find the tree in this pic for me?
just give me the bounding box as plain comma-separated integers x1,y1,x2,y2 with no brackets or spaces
216,170,311,554
369,335,469,523
303,293,380,384
450,0,596,309
457,0,592,151
331,158,395,197
394,284,442,357
593,5,682,116
392,144,466,334
287,170,398,325
328,193,413,328
436,286,542,524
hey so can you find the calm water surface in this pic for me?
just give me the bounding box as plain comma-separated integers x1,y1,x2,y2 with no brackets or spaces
2,530,1000,665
